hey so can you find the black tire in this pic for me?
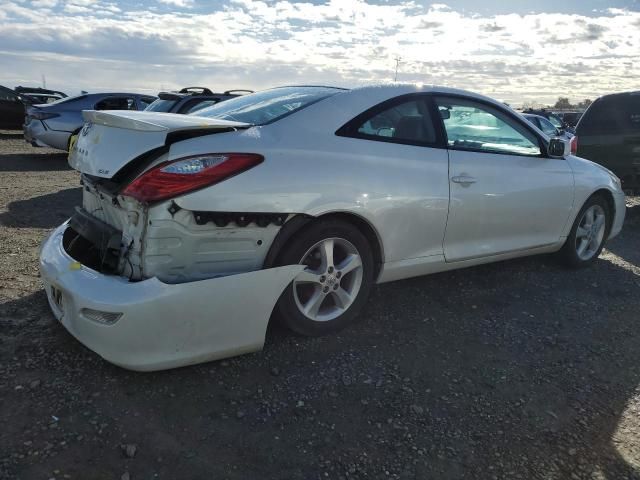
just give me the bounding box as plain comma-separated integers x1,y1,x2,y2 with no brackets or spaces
274,219,374,336
557,194,610,268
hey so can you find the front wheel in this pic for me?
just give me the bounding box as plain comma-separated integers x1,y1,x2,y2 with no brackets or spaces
275,220,374,336
557,195,610,268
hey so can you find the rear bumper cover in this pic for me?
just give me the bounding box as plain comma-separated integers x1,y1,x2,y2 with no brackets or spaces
24,119,70,150
40,223,303,371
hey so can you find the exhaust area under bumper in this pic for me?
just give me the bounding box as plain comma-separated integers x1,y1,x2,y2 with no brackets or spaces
39,223,303,371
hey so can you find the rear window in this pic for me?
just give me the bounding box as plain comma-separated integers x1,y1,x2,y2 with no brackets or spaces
47,94,88,105
190,86,343,125
578,94,640,135
145,98,178,112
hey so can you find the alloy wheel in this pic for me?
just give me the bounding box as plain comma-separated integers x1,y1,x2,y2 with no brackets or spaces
293,237,364,322
575,204,606,261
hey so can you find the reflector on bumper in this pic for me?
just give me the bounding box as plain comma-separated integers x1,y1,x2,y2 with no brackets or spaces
40,223,303,371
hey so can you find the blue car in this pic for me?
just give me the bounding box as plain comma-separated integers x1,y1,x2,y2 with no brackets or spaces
24,92,156,151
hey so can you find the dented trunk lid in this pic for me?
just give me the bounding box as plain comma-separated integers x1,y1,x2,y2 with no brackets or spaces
68,110,250,179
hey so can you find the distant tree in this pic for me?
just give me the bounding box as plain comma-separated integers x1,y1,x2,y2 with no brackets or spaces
554,97,573,109
577,99,593,109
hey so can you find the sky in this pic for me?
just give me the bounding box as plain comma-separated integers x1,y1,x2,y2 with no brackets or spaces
0,0,639,105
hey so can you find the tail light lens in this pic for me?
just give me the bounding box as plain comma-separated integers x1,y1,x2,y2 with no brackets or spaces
121,153,263,203
570,136,578,155
30,111,59,120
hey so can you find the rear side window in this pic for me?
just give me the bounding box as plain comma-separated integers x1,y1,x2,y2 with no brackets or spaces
95,97,136,111
579,95,640,135
345,98,437,145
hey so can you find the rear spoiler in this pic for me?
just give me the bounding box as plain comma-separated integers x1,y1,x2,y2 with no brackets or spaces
81,110,250,132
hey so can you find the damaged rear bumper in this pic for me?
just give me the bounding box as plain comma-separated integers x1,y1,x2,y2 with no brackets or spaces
39,223,303,371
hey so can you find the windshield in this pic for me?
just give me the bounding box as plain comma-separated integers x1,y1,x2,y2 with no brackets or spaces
190,86,343,125
145,98,178,112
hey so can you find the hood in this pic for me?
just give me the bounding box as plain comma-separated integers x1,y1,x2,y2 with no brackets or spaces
68,110,250,179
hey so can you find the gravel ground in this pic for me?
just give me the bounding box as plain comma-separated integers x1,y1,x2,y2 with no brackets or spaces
1,129,640,480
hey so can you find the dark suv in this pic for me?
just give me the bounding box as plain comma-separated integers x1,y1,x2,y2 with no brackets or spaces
575,91,640,193
145,87,253,114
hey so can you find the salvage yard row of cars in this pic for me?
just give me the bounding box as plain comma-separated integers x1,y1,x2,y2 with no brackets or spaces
24,82,630,372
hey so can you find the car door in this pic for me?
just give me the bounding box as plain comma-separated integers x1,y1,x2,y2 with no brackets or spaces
334,95,450,262
434,96,574,262
0,86,25,128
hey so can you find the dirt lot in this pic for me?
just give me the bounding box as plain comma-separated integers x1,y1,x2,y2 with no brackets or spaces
1,130,639,480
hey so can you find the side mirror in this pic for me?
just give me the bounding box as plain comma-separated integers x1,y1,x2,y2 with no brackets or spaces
548,138,570,158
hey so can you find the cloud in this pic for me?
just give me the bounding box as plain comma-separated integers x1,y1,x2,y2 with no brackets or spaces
0,1,639,104
157,0,194,7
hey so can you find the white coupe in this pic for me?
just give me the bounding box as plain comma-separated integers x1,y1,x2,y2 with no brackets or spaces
40,84,626,371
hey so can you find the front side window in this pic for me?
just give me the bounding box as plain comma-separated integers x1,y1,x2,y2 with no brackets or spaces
353,98,437,144
192,86,342,125
436,97,541,156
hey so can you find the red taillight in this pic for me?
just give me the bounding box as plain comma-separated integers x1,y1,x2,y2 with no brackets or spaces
121,153,263,203
570,136,578,155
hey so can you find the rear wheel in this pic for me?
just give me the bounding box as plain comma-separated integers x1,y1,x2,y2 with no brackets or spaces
275,220,374,336
558,195,610,268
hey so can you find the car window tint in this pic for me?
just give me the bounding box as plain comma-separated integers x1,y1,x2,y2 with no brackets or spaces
579,95,640,135
436,97,540,156
355,99,436,143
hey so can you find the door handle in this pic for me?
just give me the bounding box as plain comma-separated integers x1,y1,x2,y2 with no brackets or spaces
451,175,477,186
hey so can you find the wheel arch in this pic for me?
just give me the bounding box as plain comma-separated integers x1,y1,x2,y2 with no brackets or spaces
264,211,385,278
570,188,616,239
590,188,616,233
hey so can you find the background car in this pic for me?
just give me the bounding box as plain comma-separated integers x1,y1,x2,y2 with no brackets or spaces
575,91,640,194
145,87,253,114
15,86,67,104
522,113,574,141
522,108,567,130
0,85,26,129
24,92,157,150
41,84,626,370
